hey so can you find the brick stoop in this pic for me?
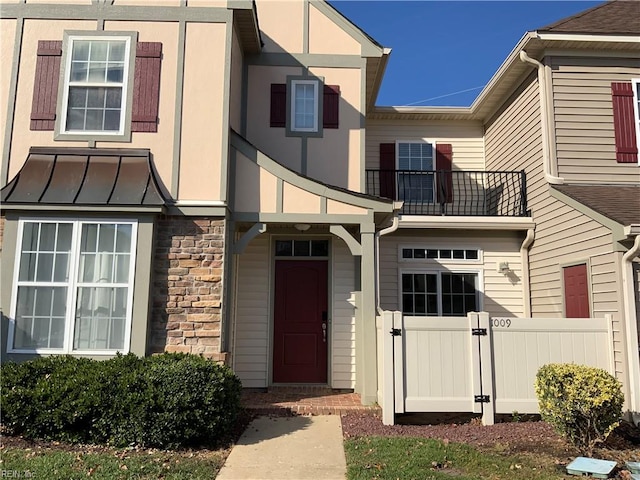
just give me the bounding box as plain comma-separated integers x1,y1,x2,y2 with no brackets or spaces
241,386,381,416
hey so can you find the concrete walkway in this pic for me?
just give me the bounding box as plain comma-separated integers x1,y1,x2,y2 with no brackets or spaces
217,416,347,480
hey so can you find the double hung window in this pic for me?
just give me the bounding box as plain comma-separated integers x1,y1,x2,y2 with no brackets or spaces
9,219,137,354
60,35,133,135
291,80,319,133
397,142,435,204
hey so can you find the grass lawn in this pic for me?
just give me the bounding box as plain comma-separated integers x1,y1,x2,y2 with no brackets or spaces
344,436,574,480
0,444,227,480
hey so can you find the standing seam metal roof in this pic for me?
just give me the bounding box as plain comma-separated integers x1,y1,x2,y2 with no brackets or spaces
1,147,167,207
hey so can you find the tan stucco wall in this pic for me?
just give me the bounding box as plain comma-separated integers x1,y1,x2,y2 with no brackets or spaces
255,0,304,54
229,24,244,133
308,2,360,55
282,182,321,214
112,0,180,5
326,199,366,215
246,64,364,191
7,16,228,202
246,65,304,172
99,20,180,197
188,0,227,6
178,22,227,201
26,0,90,3
8,19,93,179
1,19,17,165
234,151,278,214
307,67,362,191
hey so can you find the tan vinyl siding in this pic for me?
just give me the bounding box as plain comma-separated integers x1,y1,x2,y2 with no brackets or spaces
365,120,485,171
233,234,357,388
233,234,270,388
550,56,640,184
379,231,525,318
332,238,356,389
484,72,627,393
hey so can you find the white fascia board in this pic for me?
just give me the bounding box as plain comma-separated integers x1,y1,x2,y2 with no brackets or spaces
624,225,640,236
397,215,536,231
537,33,640,43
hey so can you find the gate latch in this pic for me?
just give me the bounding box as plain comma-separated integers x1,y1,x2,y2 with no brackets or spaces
471,328,487,336
390,328,402,337
474,395,490,403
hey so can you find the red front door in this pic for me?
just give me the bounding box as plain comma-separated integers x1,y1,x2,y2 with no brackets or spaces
273,260,328,383
564,264,590,318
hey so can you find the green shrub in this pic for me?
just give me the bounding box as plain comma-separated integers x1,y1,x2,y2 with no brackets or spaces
1,353,242,449
534,363,624,456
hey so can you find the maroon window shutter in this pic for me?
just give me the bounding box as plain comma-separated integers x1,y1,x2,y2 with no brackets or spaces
323,85,340,129
270,84,286,127
611,82,638,163
30,40,62,131
563,264,590,318
131,42,162,133
435,143,453,203
379,143,396,200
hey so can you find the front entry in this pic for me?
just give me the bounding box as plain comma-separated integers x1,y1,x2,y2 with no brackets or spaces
273,260,328,383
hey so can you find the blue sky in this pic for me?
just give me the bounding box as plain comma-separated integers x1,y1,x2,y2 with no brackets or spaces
330,1,601,106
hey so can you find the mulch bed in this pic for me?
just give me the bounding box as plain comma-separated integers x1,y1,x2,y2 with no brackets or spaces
341,413,640,465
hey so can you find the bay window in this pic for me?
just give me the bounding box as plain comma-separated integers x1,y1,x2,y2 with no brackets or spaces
9,219,137,354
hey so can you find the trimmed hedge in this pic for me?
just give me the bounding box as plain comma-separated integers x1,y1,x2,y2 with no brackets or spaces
534,363,624,456
1,353,242,449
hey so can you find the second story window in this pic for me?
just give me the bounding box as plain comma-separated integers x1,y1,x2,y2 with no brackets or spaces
29,31,162,139
270,78,340,137
61,36,131,135
291,80,319,132
397,141,435,204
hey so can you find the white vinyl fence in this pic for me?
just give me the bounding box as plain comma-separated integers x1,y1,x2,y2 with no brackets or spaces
376,311,614,425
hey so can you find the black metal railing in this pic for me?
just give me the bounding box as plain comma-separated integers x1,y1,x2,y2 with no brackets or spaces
365,170,529,216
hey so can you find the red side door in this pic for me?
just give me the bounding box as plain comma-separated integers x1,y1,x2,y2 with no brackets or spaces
273,260,328,383
564,264,590,318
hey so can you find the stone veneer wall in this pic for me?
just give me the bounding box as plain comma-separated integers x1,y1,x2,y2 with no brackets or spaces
150,216,226,362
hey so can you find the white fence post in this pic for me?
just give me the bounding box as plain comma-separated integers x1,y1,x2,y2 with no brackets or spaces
468,312,482,414
393,311,405,414
382,311,395,425
478,312,495,426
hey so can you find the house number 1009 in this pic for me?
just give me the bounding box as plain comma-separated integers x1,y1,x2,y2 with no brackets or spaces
492,318,511,328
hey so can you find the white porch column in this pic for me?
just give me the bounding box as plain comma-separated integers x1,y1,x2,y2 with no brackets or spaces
359,224,378,404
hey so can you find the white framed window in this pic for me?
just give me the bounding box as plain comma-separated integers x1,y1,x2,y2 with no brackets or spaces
401,270,481,317
8,219,137,354
59,35,133,136
401,247,481,262
632,78,640,163
397,141,435,204
290,79,319,132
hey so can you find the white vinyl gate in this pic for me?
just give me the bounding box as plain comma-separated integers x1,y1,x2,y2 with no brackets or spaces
377,311,614,425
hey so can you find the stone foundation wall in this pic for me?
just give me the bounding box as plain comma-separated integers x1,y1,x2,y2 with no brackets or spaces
150,216,226,361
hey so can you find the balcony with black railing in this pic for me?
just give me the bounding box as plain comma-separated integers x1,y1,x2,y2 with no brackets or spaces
366,170,529,216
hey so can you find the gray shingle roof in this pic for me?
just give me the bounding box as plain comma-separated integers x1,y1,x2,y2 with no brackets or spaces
553,184,640,226
538,0,640,35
